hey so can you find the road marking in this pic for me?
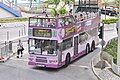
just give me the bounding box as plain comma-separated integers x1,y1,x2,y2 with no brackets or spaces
10,58,29,62
70,64,90,69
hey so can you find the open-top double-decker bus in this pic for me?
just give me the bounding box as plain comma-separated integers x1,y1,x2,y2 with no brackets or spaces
28,11,101,68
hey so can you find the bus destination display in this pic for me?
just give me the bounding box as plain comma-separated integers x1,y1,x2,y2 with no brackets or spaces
33,29,52,37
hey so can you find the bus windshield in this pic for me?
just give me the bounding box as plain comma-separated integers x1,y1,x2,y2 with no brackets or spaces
29,39,57,55
29,18,56,28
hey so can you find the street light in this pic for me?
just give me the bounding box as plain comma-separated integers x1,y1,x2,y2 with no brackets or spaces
117,0,120,66
103,0,108,20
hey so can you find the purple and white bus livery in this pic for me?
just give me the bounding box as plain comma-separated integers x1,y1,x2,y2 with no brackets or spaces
28,13,100,68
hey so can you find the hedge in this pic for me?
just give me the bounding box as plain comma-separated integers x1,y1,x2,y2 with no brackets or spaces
104,39,118,64
0,18,28,23
102,18,119,24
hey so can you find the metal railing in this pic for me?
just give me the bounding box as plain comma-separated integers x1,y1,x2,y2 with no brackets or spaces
0,38,28,60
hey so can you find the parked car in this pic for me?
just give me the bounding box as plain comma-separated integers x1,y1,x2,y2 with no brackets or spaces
101,8,118,16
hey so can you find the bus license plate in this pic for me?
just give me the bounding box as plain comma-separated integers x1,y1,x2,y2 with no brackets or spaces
38,64,45,67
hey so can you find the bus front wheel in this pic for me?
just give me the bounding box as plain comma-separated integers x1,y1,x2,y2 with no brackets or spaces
91,41,95,51
65,54,71,67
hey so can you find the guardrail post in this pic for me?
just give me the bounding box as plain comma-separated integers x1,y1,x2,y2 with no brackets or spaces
0,48,3,60
22,28,23,36
7,31,9,40
24,26,26,35
9,41,12,53
5,41,7,57
19,30,20,37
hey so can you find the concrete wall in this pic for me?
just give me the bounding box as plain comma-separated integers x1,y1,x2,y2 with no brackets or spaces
102,37,120,76
0,7,15,18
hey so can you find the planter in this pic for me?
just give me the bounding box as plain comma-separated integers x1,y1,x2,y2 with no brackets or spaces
102,51,120,76
112,61,120,76
104,23,116,31
102,37,120,76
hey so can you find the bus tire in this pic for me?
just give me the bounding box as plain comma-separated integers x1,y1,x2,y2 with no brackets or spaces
65,54,71,67
86,44,90,54
91,41,95,52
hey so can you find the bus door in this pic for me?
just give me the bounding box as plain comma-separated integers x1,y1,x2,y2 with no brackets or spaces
74,36,78,55
58,43,62,63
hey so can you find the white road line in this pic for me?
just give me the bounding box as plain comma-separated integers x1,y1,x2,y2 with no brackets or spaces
70,64,90,69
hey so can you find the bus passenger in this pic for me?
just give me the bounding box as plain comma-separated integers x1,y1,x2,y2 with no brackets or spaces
42,7,47,14
79,14,84,21
69,10,72,15
48,19,55,28
74,15,78,22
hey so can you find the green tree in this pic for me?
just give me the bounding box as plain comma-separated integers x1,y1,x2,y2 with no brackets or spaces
48,0,60,6
47,0,74,16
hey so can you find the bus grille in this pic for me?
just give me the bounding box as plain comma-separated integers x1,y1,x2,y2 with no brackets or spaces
36,57,47,63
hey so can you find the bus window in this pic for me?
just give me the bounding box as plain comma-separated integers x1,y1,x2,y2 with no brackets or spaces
58,16,74,27
62,37,73,51
37,18,43,26
87,28,98,37
29,39,35,51
29,18,38,26
59,18,65,27
47,19,55,28
79,32,88,44
42,40,57,55
29,39,57,55
64,16,74,26
29,18,56,28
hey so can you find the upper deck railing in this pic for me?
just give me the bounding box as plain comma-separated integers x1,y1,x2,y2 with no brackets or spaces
29,12,99,29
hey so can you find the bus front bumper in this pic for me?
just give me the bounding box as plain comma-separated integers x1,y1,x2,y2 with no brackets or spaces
28,61,63,68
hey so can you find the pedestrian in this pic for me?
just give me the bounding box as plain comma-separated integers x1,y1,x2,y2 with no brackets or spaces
17,40,24,58
79,14,84,21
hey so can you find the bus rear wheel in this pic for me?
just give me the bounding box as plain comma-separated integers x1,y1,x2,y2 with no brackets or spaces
65,54,71,67
86,44,90,54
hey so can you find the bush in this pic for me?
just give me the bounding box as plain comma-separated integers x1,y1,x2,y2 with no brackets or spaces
102,18,118,24
0,18,28,23
104,39,118,64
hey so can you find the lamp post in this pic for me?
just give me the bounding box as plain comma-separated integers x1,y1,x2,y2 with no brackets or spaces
14,0,17,6
103,0,108,20
117,0,120,66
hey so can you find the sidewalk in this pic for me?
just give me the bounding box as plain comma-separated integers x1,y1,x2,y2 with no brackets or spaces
0,36,28,62
92,53,120,80
10,50,28,62
92,24,119,80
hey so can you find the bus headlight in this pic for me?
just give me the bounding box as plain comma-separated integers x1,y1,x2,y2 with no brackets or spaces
49,60,57,63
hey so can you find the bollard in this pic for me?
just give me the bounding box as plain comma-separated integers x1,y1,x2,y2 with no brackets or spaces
19,30,20,37
24,26,26,35
7,31,9,40
9,41,13,53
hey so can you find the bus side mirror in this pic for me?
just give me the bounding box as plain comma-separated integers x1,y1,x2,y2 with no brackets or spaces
98,23,104,39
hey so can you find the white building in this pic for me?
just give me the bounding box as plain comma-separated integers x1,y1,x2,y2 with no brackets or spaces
0,7,15,18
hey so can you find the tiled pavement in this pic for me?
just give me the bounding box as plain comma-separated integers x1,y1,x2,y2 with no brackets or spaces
92,24,120,80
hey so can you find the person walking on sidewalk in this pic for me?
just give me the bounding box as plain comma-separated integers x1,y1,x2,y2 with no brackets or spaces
17,40,24,58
